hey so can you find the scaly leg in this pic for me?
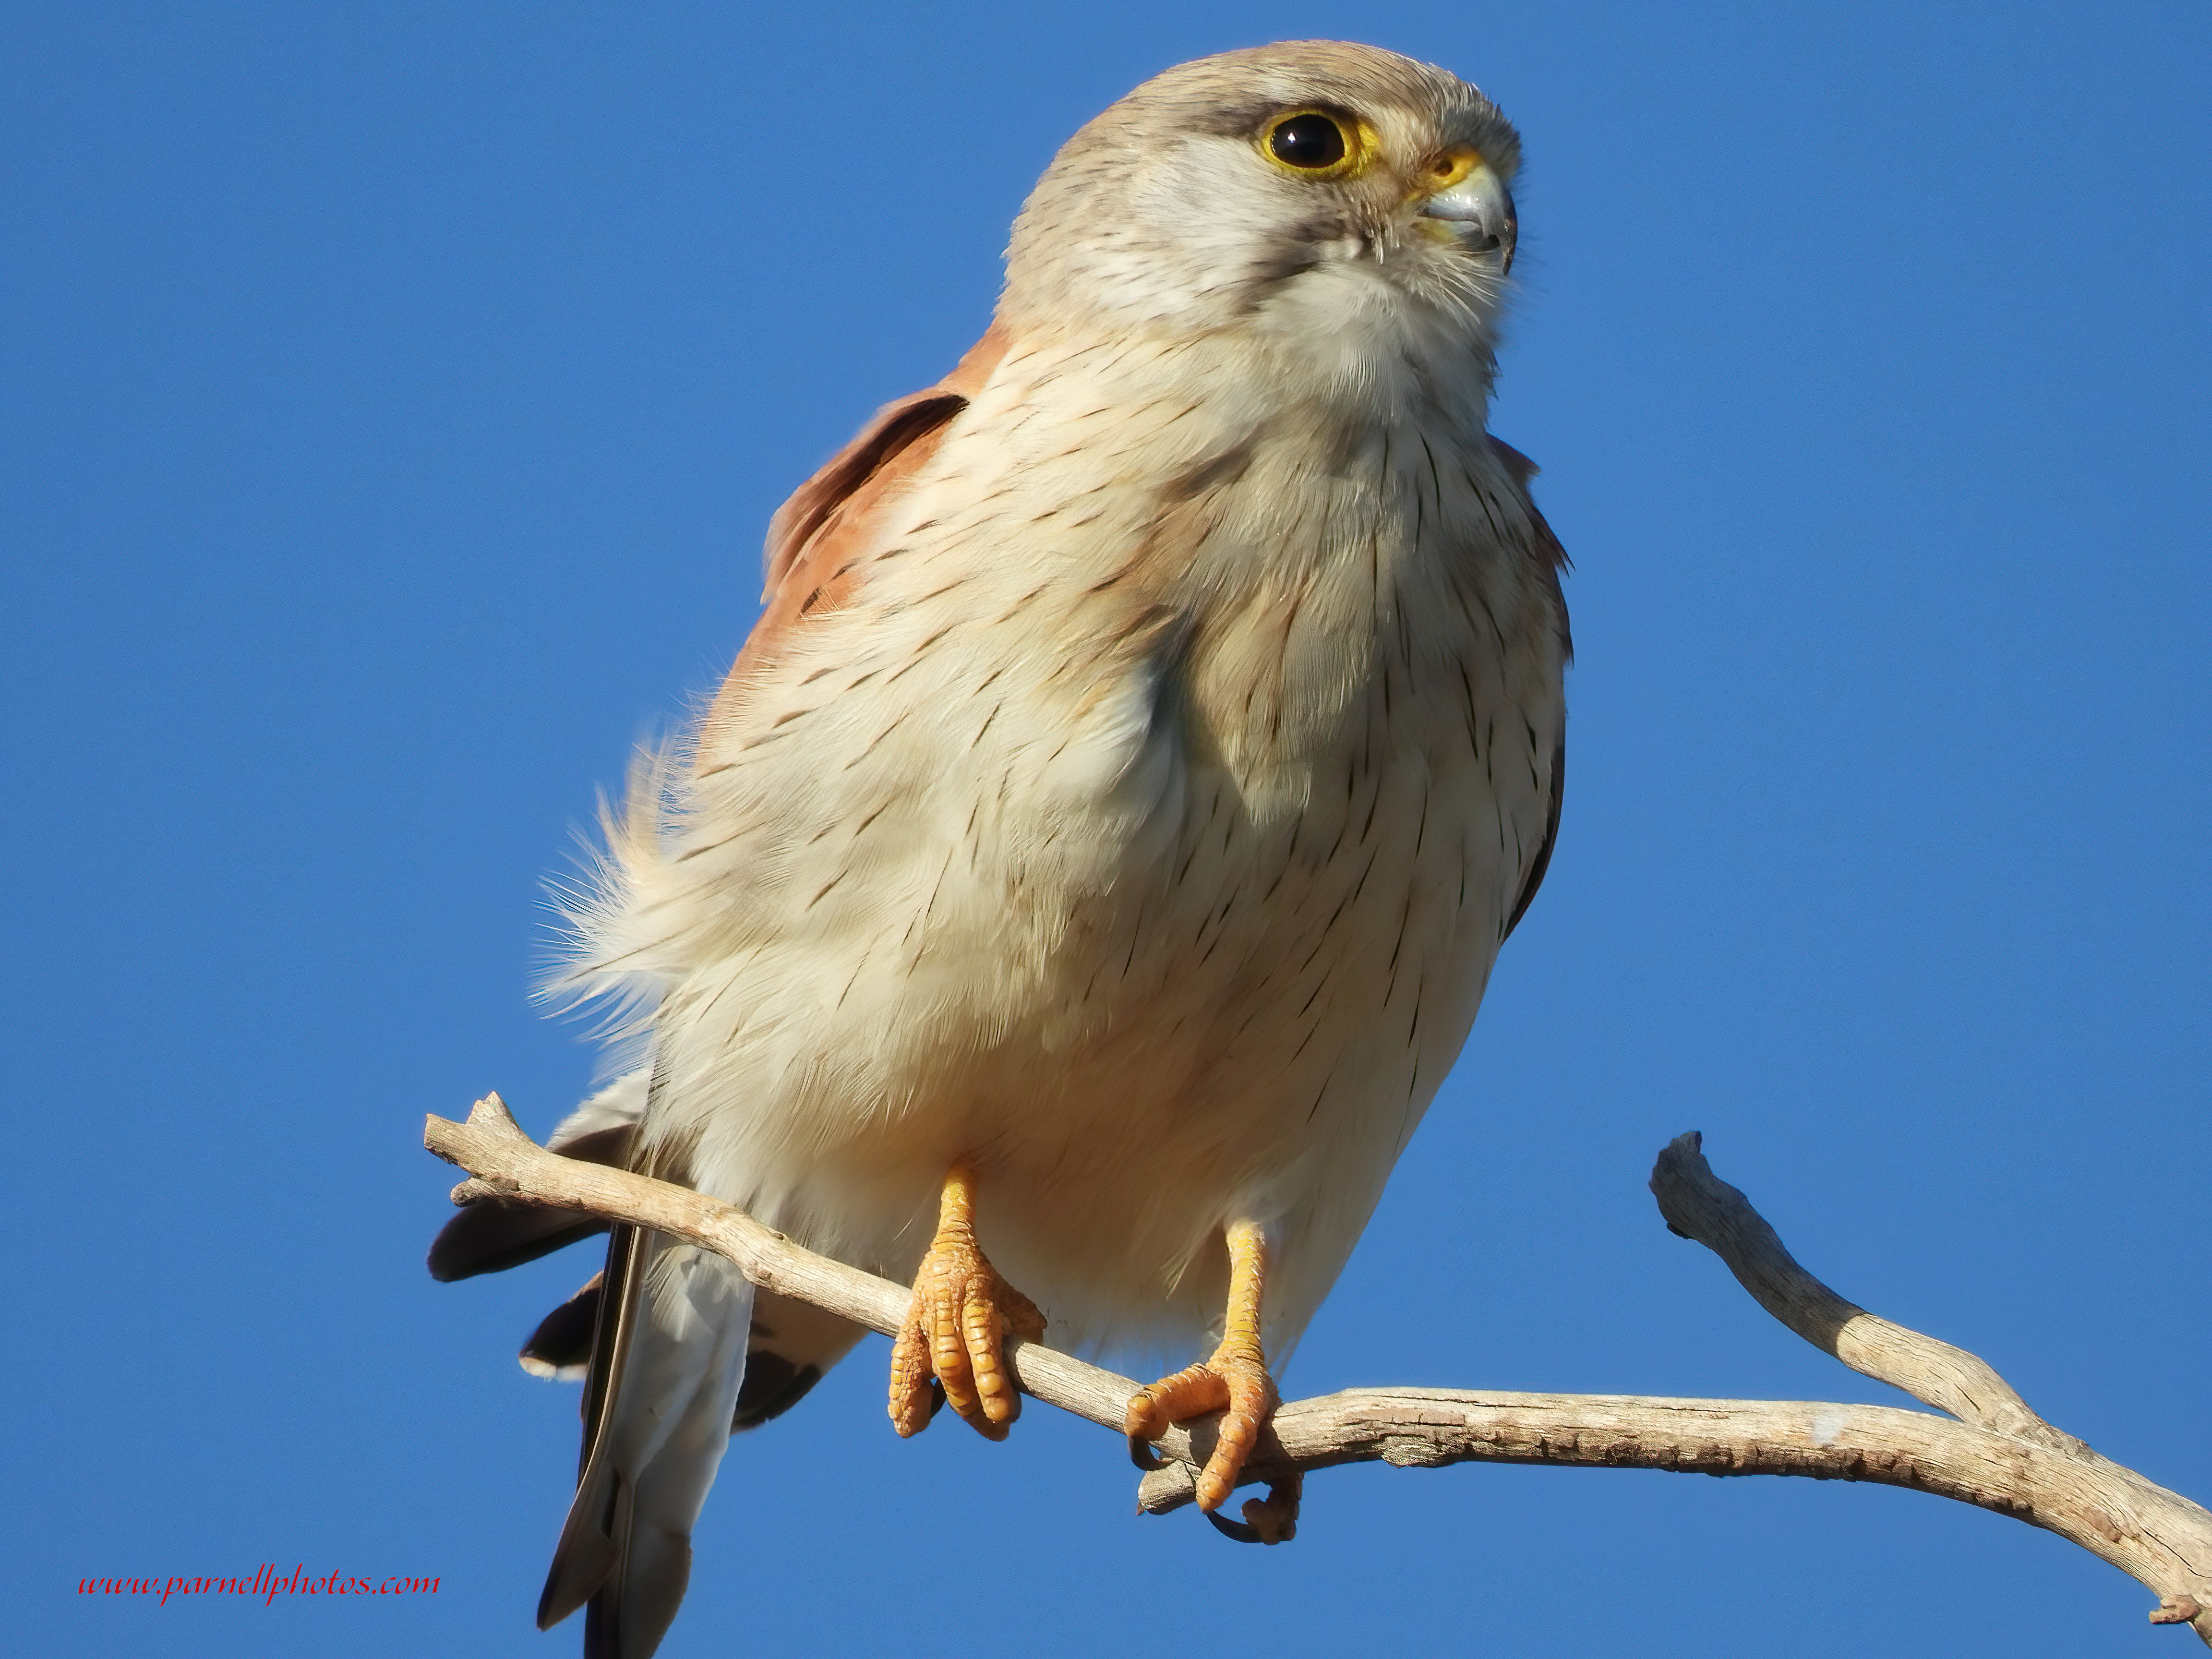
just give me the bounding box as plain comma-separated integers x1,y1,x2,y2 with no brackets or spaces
888,1160,1046,1442
1126,1220,1282,1520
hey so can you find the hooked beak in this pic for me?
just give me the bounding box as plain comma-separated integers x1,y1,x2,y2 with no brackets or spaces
1419,159,1516,274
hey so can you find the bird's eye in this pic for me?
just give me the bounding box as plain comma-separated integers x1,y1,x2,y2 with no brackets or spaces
1265,111,1349,172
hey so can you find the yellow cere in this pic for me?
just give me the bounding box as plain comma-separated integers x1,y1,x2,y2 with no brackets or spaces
1423,149,1480,195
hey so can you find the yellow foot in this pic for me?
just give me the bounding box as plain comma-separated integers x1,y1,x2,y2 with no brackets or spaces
1125,1219,1278,1514
1126,1343,1279,1511
888,1161,1045,1442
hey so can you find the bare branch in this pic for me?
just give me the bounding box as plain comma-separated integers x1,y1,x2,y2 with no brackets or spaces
1649,1131,2068,1448
425,1098,2212,1644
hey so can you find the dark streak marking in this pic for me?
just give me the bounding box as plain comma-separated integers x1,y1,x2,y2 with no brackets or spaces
992,586,1051,624
882,626,954,684
1294,846,1382,975
1416,432,1445,524
1305,1072,1332,1124
842,707,911,770
690,957,752,1028
1344,842,1379,909
1471,584,1505,648
1385,888,1416,979
1175,831,1204,887
912,848,958,944
834,949,870,1012
673,831,739,865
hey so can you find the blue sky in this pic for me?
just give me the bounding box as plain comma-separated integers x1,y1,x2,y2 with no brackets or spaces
5,3,2206,1656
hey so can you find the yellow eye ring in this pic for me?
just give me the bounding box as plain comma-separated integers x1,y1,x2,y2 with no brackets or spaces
1259,108,1376,180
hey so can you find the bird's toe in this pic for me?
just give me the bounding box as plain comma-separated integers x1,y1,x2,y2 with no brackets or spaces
1126,1344,1278,1513
889,1233,1043,1441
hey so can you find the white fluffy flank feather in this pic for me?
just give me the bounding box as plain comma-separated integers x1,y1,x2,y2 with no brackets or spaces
538,741,697,1079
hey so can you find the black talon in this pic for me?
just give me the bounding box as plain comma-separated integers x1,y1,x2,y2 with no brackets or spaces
1128,1431,1168,1472
1210,1474,1301,1544
928,1378,948,1422
1204,1508,1265,1544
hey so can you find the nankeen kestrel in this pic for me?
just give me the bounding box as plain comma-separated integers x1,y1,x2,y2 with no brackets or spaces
431,40,1568,1659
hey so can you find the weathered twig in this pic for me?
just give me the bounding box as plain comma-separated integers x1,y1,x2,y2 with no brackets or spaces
424,1098,2210,1642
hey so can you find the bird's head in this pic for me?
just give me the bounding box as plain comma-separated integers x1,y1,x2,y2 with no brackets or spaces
1003,42,1522,371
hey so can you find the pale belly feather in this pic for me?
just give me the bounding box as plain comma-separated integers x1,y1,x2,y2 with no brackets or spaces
568,347,1563,1366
